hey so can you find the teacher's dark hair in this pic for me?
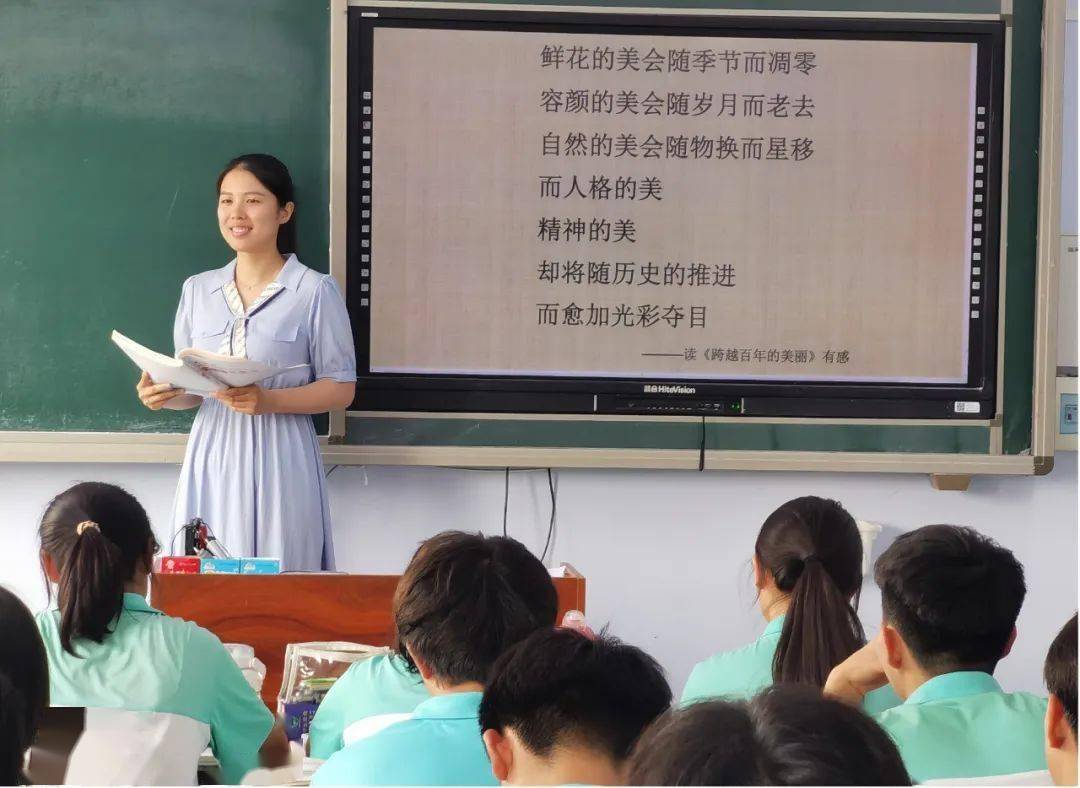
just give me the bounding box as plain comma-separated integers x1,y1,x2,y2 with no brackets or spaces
756,496,866,688
0,586,49,785
38,482,158,656
628,686,911,786
217,153,297,255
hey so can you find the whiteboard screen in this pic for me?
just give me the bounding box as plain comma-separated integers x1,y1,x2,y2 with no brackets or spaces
353,13,1001,411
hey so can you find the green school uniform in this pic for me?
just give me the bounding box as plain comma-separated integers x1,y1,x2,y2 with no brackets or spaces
36,593,273,785
308,653,430,759
874,671,1048,783
681,614,901,715
311,691,497,786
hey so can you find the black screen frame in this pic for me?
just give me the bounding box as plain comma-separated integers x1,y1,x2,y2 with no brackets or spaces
346,5,1005,419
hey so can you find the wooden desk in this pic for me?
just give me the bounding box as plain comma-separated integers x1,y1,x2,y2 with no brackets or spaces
150,567,586,706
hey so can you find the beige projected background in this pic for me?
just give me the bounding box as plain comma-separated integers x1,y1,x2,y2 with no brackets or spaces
370,27,977,382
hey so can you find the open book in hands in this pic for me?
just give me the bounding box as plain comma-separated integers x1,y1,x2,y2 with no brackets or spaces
111,330,308,395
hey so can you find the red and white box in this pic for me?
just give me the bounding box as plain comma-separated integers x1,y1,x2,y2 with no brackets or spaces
155,556,202,574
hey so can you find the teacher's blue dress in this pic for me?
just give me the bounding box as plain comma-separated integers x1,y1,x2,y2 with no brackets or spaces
170,254,356,570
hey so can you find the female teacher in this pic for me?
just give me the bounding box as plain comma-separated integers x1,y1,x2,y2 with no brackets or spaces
136,154,356,570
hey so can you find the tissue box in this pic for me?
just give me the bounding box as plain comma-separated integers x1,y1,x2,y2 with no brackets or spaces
200,558,241,574
155,556,201,574
239,558,281,575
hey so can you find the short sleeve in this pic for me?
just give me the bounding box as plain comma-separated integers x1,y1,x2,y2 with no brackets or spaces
188,628,274,784
308,276,356,383
309,655,429,760
310,746,357,786
173,276,195,354
679,661,711,706
310,734,392,787
307,662,357,759
863,683,903,716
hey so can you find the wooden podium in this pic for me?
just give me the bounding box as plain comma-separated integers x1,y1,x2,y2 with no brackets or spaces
150,566,586,706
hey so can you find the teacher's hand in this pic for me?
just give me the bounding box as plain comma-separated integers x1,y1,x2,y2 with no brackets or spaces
136,371,187,410
212,385,272,416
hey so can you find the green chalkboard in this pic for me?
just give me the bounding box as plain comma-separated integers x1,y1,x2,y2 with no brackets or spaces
0,0,329,432
0,0,1042,463
1000,0,1041,454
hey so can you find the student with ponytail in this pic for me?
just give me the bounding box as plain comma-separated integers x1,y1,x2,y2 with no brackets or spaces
681,496,899,714
312,531,559,786
0,586,49,785
34,482,287,784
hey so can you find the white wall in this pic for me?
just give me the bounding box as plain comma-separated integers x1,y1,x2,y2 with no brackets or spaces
2,454,1074,696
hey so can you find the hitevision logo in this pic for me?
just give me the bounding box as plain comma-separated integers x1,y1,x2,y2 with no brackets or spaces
643,384,697,395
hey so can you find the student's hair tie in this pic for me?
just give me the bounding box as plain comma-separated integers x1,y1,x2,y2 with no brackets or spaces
75,521,100,536
802,555,822,565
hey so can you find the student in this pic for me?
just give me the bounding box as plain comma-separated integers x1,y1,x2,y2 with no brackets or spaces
479,627,672,785
309,537,573,757
825,524,1046,783
35,482,287,784
0,586,49,786
1044,613,1077,786
307,538,453,759
682,496,898,714
312,531,558,786
627,684,911,785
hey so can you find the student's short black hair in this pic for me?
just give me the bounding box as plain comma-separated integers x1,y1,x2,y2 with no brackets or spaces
873,525,1026,673
627,685,911,786
0,586,49,786
393,531,558,685
479,627,672,763
1044,613,1078,734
